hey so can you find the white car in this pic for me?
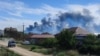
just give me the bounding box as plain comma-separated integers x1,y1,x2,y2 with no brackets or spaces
22,40,30,45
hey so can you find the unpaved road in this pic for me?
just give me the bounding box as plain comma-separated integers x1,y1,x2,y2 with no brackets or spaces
0,41,49,56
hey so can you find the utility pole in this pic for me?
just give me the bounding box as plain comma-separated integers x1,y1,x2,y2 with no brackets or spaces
22,23,25,39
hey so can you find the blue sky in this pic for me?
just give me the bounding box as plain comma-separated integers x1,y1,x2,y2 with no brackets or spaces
20,0,100,6
17,0,100,6
0,0,100,33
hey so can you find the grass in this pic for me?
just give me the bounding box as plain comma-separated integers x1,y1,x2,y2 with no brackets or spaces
18,44,80,56
32,48,53,55
18,44,42,50
18,44,53,55
0,46,21,56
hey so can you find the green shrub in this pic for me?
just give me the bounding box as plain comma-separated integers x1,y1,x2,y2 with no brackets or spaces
30,45,42,51
30,46,36,51
40,38,57,48
57,52,66,56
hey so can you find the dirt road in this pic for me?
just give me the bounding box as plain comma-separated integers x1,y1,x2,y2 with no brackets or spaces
0,41,48,56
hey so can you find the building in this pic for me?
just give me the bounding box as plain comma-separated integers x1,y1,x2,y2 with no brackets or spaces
4,27,17,32
0,30,4,37
26,33,55,44
26,27,91,44
67,27,92,40
66,27,93,46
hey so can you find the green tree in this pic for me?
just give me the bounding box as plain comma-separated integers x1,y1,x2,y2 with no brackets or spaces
40,38,57,48
4,27,27,40
83,34,97,45
97,34,100,38
55,29,76,49
81,34,98,54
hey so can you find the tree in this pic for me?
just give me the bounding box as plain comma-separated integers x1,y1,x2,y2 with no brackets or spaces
83,34,97,45
81,34,98,54
4,27,18,37
55,29,76,49
4,27,27,40
97,34,100,38
40,38,57,48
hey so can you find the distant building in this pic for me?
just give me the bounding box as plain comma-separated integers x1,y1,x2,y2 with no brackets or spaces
26,33,55,44
0,30,4,36
4,27,17,32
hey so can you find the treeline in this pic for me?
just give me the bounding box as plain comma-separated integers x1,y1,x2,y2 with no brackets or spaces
3,27,27,40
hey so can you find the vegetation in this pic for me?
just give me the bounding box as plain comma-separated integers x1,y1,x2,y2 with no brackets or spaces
55,29,100,55
79,34,100,55
18,44,53,55
39,38,57,48
4,27,28,40
0,46,21,56
19,29,78,55
18,29,100,55
55,29,76,49
33,48,53,55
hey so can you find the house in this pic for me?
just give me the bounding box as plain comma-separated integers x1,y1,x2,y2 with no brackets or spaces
55,27,91,40
64,27,92,46
26,33,55,44
67,27,92,40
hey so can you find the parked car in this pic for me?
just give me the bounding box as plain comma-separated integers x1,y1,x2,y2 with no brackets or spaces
22,40,30,45
8,39,16,47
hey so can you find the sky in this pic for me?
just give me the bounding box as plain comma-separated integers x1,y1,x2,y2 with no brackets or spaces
0,0,100,33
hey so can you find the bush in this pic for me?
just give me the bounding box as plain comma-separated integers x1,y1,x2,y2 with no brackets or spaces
30,46,36,51
40,38,57,48
30,45,42,51
57,52,66,56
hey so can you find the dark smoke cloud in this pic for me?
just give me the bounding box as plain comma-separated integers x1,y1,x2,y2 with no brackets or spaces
25,9,94,34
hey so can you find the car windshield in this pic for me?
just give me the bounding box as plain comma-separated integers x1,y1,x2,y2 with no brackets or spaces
9,40,15,43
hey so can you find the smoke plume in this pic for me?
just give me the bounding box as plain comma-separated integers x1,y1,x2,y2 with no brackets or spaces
25,6,100,34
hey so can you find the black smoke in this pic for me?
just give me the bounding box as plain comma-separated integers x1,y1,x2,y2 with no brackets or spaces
25,9,94,34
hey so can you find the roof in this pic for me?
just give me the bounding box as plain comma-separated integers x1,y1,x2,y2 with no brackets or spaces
29,34,55,38
68,27,91,36
68,27,78,32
